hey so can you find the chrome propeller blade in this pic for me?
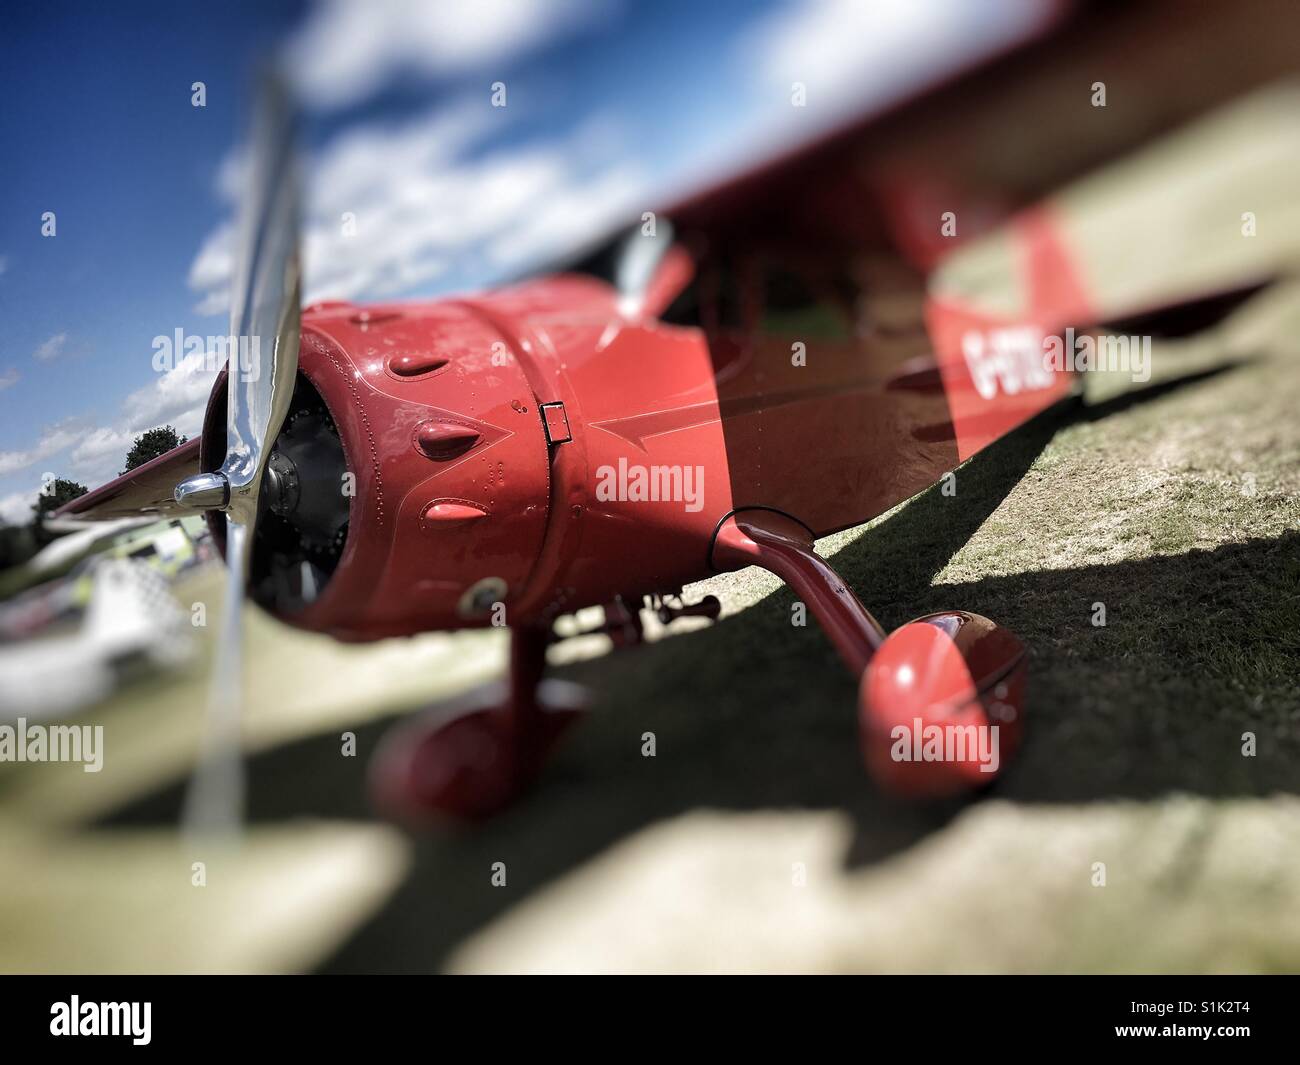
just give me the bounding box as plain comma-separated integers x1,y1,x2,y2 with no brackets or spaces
221,73,302,529
177,72,301,525
183,517,248,837
178,73,301,840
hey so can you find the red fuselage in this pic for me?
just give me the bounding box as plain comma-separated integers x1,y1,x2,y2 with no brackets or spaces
233,215,1080,642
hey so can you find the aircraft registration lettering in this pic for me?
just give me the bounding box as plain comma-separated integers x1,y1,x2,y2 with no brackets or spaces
961,326,1056,400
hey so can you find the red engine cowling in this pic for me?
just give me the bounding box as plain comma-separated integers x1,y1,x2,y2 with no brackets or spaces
199,275,735,641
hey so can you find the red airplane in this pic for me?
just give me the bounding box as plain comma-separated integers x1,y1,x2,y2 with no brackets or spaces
57,0,1298,824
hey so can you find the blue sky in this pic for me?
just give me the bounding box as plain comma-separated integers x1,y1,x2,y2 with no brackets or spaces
0,0,301,517
0,0,1048,522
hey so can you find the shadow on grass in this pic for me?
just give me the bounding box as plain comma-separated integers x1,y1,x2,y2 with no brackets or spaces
101,363,1299,971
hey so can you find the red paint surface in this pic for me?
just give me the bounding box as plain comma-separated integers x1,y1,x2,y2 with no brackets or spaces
227,208,1095,645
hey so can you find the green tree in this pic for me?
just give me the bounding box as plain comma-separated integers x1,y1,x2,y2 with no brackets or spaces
0,521,38,572
31,478,89,521
122,425,187,474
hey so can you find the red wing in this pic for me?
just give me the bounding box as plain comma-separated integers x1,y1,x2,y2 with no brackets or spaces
55,438,202,521
664,0,1300,266
556,0,1300,315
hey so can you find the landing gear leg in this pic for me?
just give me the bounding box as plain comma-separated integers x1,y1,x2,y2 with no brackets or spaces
370,624,586,824
712,509,1026,797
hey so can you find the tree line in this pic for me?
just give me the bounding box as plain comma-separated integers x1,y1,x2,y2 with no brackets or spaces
0,425,186,569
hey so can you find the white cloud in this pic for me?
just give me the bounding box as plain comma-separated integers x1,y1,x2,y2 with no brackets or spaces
188,100,649,315
0,256,8,277
68,352,216,483
0,352,215,492
33,332,69,362
120,351,216,437
285,0,613,110
737,0,1053,120
0,368,18,393
485,161,643,269
0,422,81,477
187,222,236,317
65,426,135,478
0,488,40,525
